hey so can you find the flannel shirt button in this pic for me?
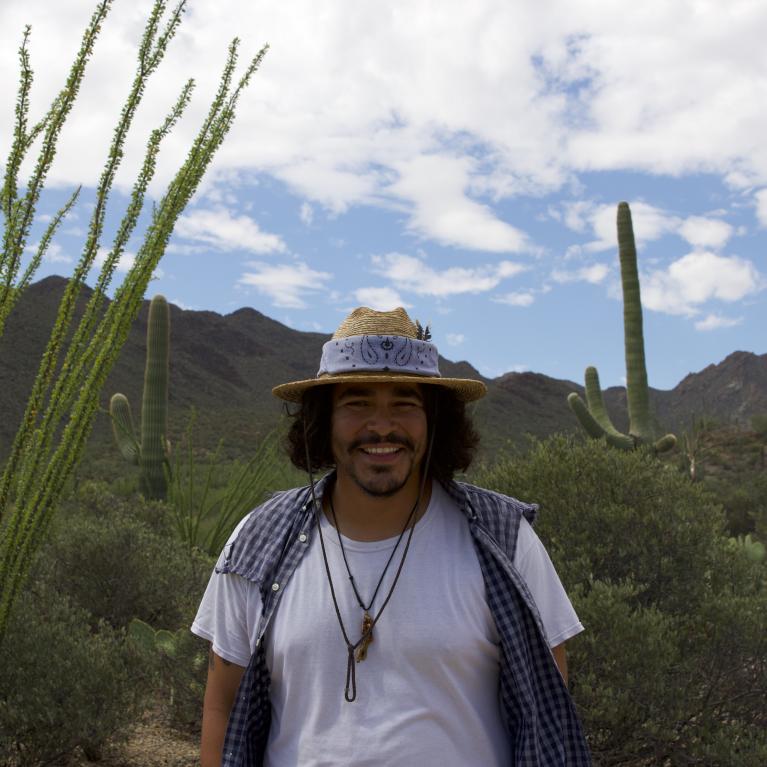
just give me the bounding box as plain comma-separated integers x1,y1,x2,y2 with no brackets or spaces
299,533,308,542
271,582,280,591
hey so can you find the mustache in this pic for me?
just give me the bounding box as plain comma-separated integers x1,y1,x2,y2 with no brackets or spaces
349,433,414,452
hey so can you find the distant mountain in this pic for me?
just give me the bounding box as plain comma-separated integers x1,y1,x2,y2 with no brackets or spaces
1,276,766,465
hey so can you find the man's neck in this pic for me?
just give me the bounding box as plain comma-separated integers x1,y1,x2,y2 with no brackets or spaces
325,472,432,542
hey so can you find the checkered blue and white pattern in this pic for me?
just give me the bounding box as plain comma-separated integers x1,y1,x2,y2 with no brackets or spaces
216,474,591,766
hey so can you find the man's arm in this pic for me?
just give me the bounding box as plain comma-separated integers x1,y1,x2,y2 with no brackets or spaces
201,646,246,767
552,643,568,686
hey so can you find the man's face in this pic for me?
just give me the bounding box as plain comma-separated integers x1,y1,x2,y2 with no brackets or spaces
330,382,428,498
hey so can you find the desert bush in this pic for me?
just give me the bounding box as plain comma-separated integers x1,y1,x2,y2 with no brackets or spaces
475,435,767,766
129,618,209,730
703,472,767,541
0,580,150,765
36,480,213,630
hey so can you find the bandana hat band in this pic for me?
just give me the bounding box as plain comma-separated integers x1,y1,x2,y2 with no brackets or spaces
318,334,440,378
271,306,487,402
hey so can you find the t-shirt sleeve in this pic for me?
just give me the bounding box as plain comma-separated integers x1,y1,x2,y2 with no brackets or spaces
513,517,584,647
191,523,263,667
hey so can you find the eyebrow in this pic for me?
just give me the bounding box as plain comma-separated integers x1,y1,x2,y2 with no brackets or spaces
336,385,424,401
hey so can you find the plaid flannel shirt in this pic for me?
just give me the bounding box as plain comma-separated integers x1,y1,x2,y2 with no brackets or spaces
216,474,591,766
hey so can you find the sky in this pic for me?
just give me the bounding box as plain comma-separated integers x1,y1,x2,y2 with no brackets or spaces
2,0,767,390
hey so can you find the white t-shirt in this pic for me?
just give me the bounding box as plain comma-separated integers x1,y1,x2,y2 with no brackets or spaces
193,482,583,767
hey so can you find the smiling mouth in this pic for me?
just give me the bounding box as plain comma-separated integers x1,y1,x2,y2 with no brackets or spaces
360,446,402,455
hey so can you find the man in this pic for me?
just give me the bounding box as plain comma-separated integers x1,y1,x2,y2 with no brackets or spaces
192,307,591,766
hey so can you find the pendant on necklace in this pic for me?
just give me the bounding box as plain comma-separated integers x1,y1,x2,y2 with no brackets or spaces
355,611,374,662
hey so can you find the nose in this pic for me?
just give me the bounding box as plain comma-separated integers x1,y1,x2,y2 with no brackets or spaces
364,404,398,435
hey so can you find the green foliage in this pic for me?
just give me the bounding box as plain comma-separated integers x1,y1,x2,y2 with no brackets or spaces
0,580,150,765
751,413,767,437
36,480,213,630
475,436,767,765
703,470,767,541
0,0,267,642
169,415,303,556
567,202,675,453
110,293,171,500
1,479,215,746
128,619,209,728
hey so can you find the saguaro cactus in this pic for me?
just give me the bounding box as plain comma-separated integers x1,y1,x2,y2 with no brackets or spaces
567,202,676,453
111,294,171,499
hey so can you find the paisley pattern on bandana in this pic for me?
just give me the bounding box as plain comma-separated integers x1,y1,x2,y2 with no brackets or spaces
318,334,440,378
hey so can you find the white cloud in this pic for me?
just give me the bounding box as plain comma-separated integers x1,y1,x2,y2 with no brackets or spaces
755,189,767,227
677,216,733,250
642,251,762,316
583,202,680,252
175,208,287,254
371,253,527,297
446,333,465,346
389,155,530,253
694,314,743,331
6,0,767,222
551,264,609,284
354,287,409,310
494,291,535,306
299,202,314,226
238,261,332,308
42,242,73,264
561,201,594,234
94,246,135,274
564,200,734,254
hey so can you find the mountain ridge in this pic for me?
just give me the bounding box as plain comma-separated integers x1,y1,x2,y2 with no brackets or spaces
1,276,766,462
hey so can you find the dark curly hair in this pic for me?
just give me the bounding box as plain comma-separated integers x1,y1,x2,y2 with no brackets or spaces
284,383,480,484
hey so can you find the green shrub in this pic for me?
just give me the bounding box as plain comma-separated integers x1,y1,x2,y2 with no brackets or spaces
0,581,150,765
128,619,209,730
703,472,767,541
41,481,215,733
475,436,767,766
37,481,214,631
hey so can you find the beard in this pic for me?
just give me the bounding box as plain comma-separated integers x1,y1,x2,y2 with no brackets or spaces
337,433,420,498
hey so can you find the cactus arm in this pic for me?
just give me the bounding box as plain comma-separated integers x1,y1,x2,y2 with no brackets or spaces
568,392,635,450
653,434,677,453
139,294,170,500
567,392,608,439
109,393,139,464
583,366,620,434
617,202,653,441
569,365,636,450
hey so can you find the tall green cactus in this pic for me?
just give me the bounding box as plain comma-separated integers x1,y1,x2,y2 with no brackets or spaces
111,294,171,499
567,202,676,453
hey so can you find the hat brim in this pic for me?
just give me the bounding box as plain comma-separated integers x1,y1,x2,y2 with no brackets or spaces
272,373,487,403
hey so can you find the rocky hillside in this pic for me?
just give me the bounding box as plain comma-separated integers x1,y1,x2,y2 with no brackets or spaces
1,276,766,464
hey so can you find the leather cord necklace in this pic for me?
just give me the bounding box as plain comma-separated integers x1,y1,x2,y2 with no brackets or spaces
328,491,418,663
304,413,436,703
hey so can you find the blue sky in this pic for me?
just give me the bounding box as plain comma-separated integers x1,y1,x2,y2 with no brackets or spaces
2,0,767,390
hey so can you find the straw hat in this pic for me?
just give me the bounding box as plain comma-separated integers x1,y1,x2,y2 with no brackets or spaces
272,306,487,402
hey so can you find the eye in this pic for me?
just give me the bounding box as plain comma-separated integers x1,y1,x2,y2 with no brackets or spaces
343,399,371,410
393,399,422,411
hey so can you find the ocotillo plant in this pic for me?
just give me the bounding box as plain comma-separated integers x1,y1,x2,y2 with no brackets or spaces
0,0,267,644
111,294,171,500
567,202,676,452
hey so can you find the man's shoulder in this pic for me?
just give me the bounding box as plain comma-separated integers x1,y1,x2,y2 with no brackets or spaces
234,484,311,539
446,480,539,526
216,484,313,580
